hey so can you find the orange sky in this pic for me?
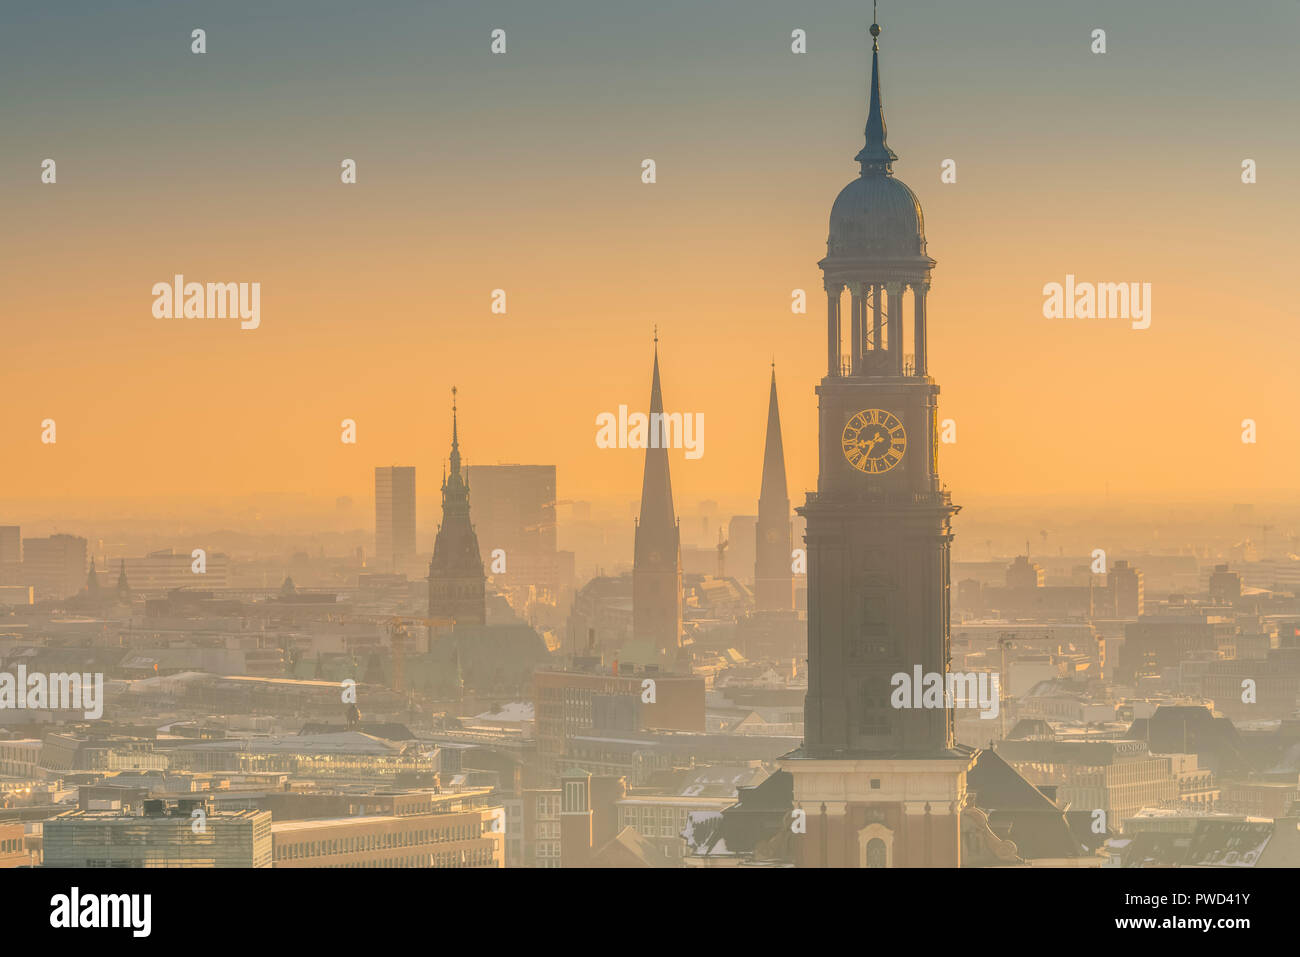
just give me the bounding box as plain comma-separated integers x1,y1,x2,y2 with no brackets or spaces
4,2,1297,517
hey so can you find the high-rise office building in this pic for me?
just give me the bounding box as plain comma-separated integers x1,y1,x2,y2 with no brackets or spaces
109,549,228,592
375,466,417,573
1110,560,1144,618
0,527,20,586
20,534,87,601
465,464,558,597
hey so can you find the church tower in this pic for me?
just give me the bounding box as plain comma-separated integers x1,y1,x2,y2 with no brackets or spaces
754,366,793,611
427,388,487,626
632,335,683,655
116,560,131,604
780,16,975,868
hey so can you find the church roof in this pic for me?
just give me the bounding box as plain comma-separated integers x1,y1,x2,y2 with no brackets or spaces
429,388,485,578
967,748,1086,860
1126,704,1255,774
828,175,926,259
758,367,788,507
634,337,679,563
855,20,897,174
588,826,674,868
823,18,930,265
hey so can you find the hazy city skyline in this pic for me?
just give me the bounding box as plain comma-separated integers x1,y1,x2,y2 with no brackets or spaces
2,0,1298,918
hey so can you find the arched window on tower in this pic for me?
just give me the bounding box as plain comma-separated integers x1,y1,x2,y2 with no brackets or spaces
865,838,888,868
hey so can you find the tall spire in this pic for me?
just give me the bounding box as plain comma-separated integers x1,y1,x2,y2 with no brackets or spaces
440,387,470,506
447,386,462,483
633,332,683,654
116,559,131,602
638,334,676,534
759,365,788,505
755,366,793,612
428,385,485,625
855,10,898,176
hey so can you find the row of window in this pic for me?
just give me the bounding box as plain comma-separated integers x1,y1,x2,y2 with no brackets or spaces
618,813,682,839
310,849,498,868
532,795,560,816
275,824,492,860
0,838,23,854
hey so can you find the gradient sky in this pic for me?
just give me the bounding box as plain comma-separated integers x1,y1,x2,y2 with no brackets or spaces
3,0,1298,521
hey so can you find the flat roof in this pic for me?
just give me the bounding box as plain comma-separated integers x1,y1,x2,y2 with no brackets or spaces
617,796,734,807
272,815,402,832
51,808,266,821
211,675,343,688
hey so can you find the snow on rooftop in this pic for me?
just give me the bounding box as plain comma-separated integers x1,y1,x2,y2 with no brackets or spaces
469,701,534,723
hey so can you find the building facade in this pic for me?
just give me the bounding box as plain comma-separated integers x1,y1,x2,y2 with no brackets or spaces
0,527,20,586
465,464,559,599
43,800,271,867
272,805,503,868
20,534,87,601
0,822,29,868
105,549,229,593
533,667,706,784
375,465,417,573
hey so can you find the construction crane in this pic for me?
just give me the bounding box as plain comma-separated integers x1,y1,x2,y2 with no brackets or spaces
521,498,574,534
715,528,729,579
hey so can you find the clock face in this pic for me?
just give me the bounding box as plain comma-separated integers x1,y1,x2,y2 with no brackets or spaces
842,409,907,474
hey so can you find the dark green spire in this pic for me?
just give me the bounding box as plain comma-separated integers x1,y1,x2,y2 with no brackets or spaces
447,386,463,489
854,17,897,176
